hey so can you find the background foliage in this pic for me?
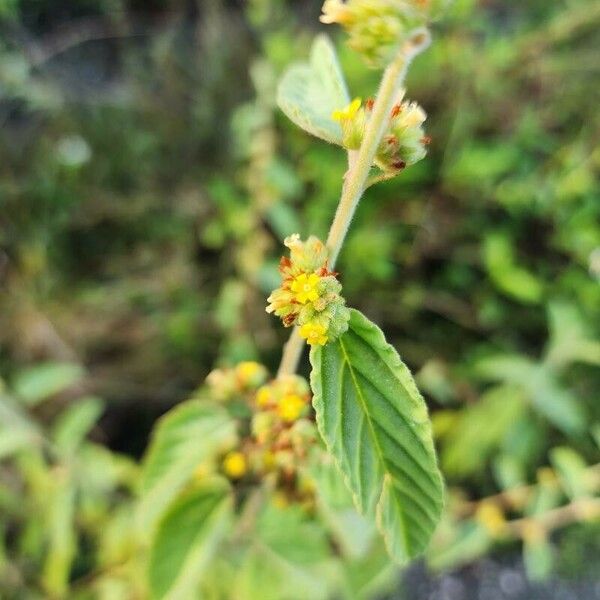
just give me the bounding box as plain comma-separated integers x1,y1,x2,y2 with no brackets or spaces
0,0,599,597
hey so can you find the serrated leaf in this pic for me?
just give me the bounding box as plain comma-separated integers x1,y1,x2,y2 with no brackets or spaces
139,401,237,533
148,481,232,600
310,309,444,564
277,34,349,145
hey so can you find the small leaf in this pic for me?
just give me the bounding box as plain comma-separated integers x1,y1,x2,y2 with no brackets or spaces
139,401,237,533
13,362,84,406
523,537,553,581
550,447,592,499
310,309,444,564
52,396,104,454
148,480,232,600
277,34,350,145
441,385,525,477
483,232,544,304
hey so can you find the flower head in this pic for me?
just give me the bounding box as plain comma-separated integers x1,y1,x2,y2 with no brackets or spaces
266,235,350,345
320,0,449,68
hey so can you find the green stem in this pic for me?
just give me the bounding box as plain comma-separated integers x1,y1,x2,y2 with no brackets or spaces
277,30,430,378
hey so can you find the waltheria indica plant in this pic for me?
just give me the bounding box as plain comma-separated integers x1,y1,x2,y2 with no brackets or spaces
138,2,450,597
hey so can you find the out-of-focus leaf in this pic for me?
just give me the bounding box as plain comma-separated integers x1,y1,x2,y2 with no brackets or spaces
41,472,76,597
52,396,104,454
139,402,236,533
309,453,376,560
523,536,553,581
12,363,84,406
310,309,444,564
427,521,491,571
474,357,586,435
148,480,231,600
545,301,600,368
492,454,526,490
234,502,334,600
257,503,330,566
483,232,544,304
473,354,537,384
442,385,526,476
529,370,586,436
277,35,349,145
550,447,592,499
339,543,396,600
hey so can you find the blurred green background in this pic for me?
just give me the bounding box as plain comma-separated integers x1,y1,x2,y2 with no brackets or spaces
0,0,599,597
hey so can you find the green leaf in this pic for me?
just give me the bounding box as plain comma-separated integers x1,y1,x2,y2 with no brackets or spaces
427,521,491,572
550,447,592,499
148,480,232,600
523,537,553,581
441,385,526,477
277,34,350,145
309,453,376,560
483,232,544,304
139,401,237,533
545,301,600,368
310,309,444,564
52,396,104,454
12,362,84,406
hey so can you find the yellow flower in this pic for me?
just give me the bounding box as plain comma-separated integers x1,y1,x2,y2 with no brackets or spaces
475,501,506,537
256,385,273,408
320,0,354,25
291,272,321,304
299,322,328,346
236,361,265,387
332,97,362,122
222,451,247,479
277,393,306,423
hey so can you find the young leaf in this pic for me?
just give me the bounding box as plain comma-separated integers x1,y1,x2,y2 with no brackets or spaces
139,401,237,533
148,480,232,600
277,34,350,145
310,309,444,564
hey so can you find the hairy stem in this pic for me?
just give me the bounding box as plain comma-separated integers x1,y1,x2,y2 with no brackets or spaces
277,31,430,378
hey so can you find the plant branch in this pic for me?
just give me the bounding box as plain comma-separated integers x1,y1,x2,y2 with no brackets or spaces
277,30,431,378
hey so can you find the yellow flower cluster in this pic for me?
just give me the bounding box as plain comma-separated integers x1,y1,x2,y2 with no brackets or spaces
331,93,429,175
321,0,449,67
266,235,350,346
250,375,318,494
198,363,317,500
205,360,268,402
